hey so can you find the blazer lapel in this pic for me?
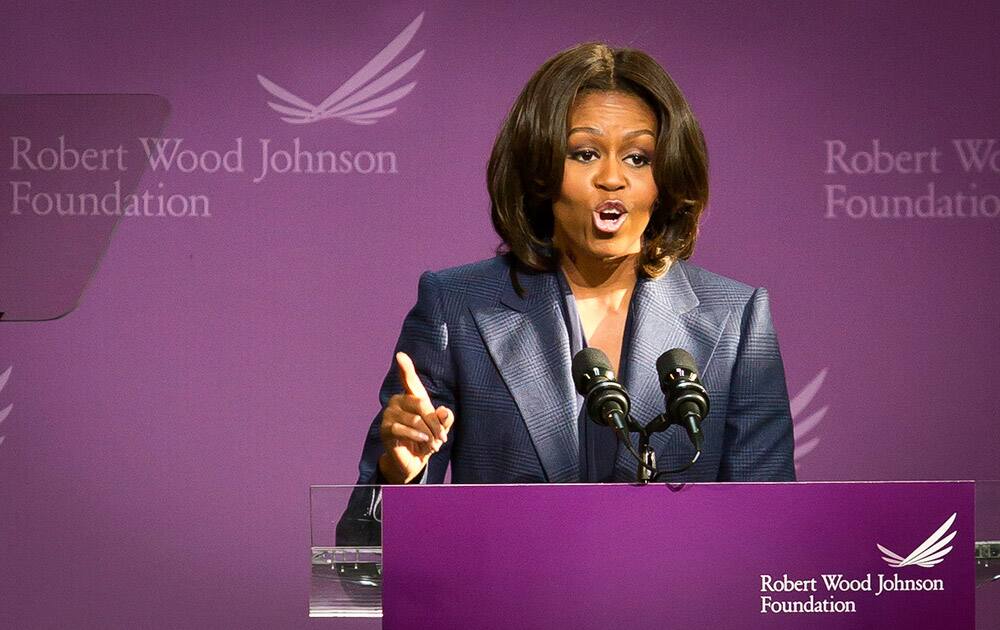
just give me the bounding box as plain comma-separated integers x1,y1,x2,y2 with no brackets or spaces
615,261,729,478
471,271,580,482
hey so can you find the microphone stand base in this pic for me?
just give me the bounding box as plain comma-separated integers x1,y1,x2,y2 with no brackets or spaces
637,435,656,483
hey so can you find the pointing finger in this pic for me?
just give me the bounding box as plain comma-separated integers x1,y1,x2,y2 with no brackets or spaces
396,352,434,415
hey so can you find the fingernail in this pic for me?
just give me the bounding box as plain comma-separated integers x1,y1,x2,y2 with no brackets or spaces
417,434,429,442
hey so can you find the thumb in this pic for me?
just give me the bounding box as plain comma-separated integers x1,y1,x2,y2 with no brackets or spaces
396,352,434,414
436,406,455,432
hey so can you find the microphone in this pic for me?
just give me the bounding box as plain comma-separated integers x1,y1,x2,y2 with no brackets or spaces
652,348,710,451
571,348,631,438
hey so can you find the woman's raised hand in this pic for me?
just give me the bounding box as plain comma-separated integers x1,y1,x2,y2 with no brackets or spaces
377,352,455,484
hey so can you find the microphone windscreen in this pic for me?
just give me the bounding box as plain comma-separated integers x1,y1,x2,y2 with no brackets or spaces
656,348,698,376
572,347,612,395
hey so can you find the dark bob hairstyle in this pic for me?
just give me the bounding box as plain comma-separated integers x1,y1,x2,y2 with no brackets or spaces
488,43,709,278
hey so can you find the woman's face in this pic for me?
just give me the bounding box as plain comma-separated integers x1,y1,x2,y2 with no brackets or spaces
552,90,658,266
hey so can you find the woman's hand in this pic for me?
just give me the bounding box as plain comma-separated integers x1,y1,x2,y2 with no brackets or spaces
378,352,455,484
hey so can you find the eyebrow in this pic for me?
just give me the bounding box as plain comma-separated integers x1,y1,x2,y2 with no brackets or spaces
568,126,656,139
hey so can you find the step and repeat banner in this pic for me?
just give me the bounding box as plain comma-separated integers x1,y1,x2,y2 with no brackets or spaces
1,1,997,627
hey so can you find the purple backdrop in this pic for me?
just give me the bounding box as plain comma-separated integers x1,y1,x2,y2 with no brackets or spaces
1,1,997,628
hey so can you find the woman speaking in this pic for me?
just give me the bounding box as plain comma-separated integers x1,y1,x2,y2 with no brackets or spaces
352,42,795,486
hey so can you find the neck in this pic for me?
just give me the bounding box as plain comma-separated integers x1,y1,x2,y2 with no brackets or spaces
560,250,638,299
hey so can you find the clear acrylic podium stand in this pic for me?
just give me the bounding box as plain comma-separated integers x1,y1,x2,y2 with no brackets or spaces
976,479,1000,628
310,485,383,620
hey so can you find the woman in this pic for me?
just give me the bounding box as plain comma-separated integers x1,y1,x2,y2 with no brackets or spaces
354,43,795,486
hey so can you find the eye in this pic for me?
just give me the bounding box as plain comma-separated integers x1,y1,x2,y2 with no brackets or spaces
569,149,599,163
625,153,651,167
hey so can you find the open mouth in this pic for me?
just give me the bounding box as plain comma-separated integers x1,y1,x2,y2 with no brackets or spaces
593,201,628,234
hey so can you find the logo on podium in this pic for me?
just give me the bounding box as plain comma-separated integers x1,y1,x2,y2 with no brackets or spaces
877,512,957,568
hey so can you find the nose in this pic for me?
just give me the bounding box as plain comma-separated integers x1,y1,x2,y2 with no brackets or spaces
595,158,626,191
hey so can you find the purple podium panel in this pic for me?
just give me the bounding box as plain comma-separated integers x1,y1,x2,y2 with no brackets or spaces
382,482,974,630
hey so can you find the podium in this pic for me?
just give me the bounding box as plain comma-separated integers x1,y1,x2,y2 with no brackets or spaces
311,481,994,628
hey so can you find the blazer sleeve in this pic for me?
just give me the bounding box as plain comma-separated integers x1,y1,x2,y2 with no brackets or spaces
717,287,796,481
336,272,458,545
353,270,458,486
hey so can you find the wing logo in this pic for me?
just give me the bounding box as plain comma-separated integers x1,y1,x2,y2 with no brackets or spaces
791,368,827,468
257,13,425,126
877,513,957,568
0,365,11,449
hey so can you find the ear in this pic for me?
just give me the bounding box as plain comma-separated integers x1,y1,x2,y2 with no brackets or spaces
529,177,552,199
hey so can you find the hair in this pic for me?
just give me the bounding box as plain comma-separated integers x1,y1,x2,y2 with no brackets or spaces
488,42,709,280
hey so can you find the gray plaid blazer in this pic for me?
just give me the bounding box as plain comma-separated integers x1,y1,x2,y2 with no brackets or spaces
352,255,795,485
